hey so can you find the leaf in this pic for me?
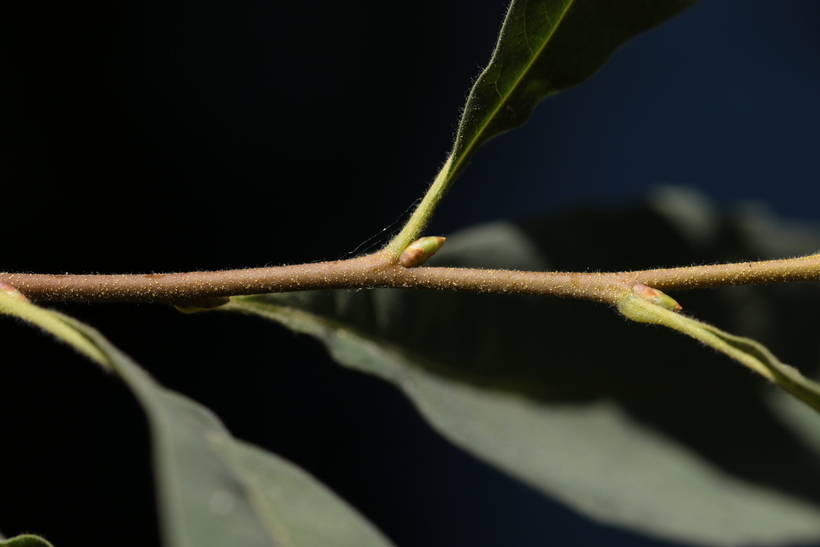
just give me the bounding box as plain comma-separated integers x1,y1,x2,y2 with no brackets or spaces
0,293,393,547
0,535,55,547
226,190,820,546
388,0,698,252
618,292,820,414
205,437,393,547
450,0,698,175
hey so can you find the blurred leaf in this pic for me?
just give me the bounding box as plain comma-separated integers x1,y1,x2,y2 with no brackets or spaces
227,187,820,546
0,294,393,547
450,0,698,176
206,437,394,547
0,535,55,547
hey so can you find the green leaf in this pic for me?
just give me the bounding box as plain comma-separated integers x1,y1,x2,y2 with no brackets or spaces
227,190,820,546
0,293,393,547
0,535,55,547
388,0,698,253
451,0,698,173
618,292,820,414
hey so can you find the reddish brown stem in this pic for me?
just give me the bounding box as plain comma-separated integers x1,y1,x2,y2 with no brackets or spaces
0,252,818,305
623,254,820,290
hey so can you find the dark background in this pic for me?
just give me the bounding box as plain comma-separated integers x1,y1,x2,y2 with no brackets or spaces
2,1,820,546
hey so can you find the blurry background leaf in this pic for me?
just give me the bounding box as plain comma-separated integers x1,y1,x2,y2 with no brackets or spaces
0,298,393,547
227,186,820,546
70,323,395,547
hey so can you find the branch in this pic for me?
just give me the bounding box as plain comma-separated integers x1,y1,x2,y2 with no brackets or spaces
1,251,819,306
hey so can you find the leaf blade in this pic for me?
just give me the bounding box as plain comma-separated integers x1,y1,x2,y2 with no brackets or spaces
388,0,698,252
225,290,820,546
226,200,820,546
451,0,698,175
0,293,393,547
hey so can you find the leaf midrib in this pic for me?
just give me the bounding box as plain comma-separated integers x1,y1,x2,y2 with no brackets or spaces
452,0,575,177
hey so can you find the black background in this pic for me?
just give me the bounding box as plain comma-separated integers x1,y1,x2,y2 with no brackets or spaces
2,1,820,546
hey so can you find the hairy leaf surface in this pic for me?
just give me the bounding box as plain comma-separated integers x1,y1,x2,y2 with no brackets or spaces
387,0,698,253
0,295,393,547
450,0,698,176
228,188,820,546
618,293,820,413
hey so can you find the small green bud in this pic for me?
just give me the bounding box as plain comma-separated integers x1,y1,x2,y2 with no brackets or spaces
631,283,682,312
0,282,29,302
399,236,446,268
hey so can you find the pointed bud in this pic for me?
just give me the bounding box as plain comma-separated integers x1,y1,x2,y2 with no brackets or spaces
399,236,446,268
0,282,29,302
631,284,682,312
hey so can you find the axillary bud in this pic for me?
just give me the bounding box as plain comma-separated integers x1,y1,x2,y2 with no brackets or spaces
399,236,446,268
631,283,682,312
